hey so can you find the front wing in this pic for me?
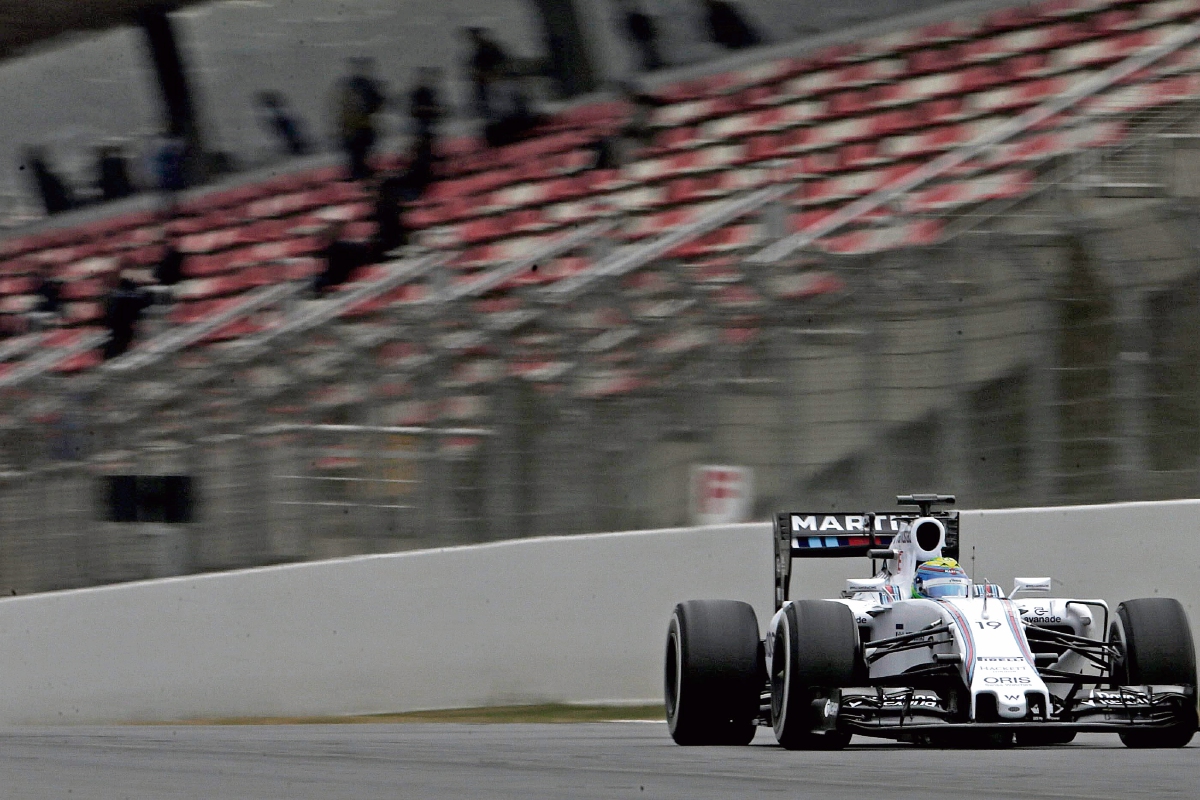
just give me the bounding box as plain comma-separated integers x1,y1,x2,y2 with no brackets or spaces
807,685,1196,740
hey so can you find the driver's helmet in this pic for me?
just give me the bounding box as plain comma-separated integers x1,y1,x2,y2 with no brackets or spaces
913,557,970,599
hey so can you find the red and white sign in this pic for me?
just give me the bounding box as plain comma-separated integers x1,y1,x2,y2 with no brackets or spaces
690,465,754,526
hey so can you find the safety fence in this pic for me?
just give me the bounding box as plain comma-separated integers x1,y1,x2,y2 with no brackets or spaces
3,194,1198,596
4,56,1200,593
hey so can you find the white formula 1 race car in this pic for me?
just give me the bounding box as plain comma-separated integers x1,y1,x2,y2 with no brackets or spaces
665,494,1198,748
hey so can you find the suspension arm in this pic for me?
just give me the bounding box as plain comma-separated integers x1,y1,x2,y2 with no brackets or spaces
1024,625,1118,655
866,635,955,664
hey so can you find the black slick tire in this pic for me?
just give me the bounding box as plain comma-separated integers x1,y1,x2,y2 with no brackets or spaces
1109,598,1198,748
665,599,762,745
771,599,859,750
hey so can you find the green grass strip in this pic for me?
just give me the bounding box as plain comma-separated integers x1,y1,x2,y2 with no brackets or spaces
153,703,666,725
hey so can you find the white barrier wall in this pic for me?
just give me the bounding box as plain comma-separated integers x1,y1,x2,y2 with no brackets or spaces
0,500,1196,724
0,525,775,724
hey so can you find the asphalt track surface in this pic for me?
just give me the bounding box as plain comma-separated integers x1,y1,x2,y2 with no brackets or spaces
0,724,1194,800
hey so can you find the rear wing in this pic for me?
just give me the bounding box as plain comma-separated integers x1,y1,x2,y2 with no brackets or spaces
773,507,960,610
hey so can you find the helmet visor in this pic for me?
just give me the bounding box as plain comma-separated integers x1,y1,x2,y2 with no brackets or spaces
922,578,970,598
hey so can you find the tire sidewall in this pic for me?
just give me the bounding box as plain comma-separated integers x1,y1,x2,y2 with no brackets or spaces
665,600,761,745
665,610,686,738
1112,599,1197,686
1108,612,1131,687
1111,598,1198,748
771,603,799,742
771,600,858,749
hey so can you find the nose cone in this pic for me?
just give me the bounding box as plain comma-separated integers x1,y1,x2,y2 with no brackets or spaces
992,690,1028,719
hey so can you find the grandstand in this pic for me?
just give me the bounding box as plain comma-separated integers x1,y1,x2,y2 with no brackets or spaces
2,0,1200,592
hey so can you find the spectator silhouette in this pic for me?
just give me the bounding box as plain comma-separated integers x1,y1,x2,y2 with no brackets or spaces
372,130,442,256
103,276,152,360
483,88,544,148
22,146,75,216
21,268,62,331
464,28,509,120
409,67,444,143
591,82,660,170
702,0,762,50
374,173,411,257
153,236,185,289
153,134,188,214
96,142,135,202
28,269,63,331
313,221,373,295
335,58,386,180
256,91,311,157
29,267,62,323
406,130,438,199
36,272,62,313
616,0,664,72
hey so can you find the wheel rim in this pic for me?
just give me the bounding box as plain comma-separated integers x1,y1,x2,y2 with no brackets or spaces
1108,619,1129,686
771,614,791,736
665,616,683,728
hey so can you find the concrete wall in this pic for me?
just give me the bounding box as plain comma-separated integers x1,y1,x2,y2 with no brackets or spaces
0,524,774,724
0,500,1197,724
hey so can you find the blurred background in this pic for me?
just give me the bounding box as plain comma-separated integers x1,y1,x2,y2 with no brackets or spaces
0,0,1198,593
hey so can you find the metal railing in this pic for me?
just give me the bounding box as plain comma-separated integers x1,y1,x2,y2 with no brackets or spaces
529,20,1200,305
440,219,617,303
6,16,1200,595
103,282,300,374
0,331,107,389
544,183,793,301
2,153,1200,594
749,20,1200,265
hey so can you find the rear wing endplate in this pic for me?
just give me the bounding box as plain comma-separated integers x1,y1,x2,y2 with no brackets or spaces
773,510,959,610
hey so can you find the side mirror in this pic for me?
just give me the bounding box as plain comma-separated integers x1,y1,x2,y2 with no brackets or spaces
1010,577,1052,598
845,577,887,597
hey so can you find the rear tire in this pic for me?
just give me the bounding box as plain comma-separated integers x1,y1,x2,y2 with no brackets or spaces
1109,598,1198,749
771,600,859,750
665,600,762,746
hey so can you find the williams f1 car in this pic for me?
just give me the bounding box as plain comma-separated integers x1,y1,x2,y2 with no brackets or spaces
665,494,1197,748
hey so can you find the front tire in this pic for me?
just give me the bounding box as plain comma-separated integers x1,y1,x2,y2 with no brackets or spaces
665,599,761,745
1110,598,1198,748
771,600,860,750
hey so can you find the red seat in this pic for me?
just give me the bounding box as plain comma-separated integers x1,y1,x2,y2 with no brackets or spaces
907,44,968,76
1091,7,1142,33
64,302,104,325
51,348,102,374
819,218,944,254
905,169,1034,212
0,276,36,295
983,5,1044,32
59,277,106,300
